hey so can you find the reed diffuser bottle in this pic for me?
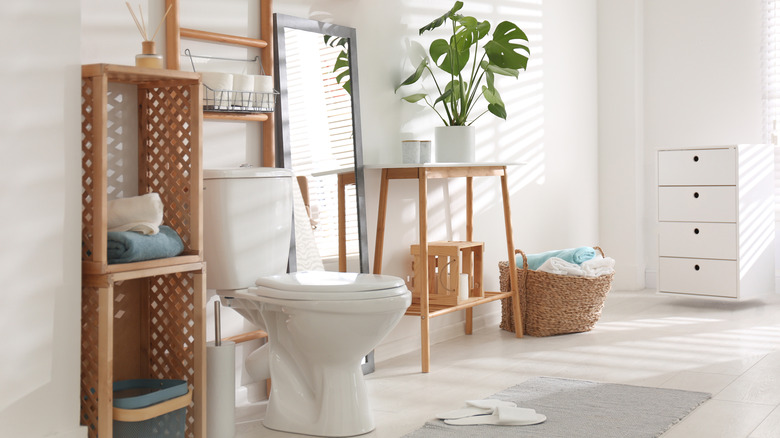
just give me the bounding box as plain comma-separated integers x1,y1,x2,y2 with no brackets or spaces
126,2,171,69
136,41,163,69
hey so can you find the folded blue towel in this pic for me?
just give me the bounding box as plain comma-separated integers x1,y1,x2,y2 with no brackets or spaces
519,246,596,271
107,225,184,264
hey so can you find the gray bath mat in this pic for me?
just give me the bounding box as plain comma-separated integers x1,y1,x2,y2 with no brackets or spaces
404,376,711,437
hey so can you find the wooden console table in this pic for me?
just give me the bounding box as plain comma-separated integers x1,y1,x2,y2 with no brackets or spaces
368,163,523,373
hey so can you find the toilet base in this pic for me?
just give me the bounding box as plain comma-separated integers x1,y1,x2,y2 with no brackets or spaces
263,363,375,437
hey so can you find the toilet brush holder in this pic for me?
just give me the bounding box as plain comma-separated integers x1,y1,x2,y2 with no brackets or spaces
207,302,236,437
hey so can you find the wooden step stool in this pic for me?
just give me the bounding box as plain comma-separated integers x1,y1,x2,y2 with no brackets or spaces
410,241,484,307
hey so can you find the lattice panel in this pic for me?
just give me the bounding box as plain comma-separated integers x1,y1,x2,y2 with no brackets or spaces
105,87,138,200
148,272,197,437
82,80,95,262
80,286,100,438
139,86,194,251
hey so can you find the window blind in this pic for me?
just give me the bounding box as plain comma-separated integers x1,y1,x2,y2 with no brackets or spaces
286,30,359,260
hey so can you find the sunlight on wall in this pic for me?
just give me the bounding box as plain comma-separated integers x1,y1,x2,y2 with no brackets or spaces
737,144,775,280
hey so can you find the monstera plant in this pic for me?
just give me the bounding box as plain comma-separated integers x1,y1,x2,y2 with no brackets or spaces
396,1,530,127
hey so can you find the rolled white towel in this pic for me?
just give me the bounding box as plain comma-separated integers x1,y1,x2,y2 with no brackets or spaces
537,257,586,276
108,193,164,235
581,256,615,277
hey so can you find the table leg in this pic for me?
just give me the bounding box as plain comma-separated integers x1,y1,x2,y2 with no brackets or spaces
373,169,390,274
419,169,430,373
500,169,523,338
465,176,474,335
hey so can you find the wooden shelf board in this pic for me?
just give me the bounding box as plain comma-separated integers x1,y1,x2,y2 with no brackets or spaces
405,291,513,318
82,64,200,85
204,111,270,122
83,255,204,283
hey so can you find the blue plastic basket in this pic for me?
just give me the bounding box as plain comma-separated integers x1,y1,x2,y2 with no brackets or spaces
113,379,191,438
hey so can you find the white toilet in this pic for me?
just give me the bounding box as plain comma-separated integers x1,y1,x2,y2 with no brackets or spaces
203,167,411,437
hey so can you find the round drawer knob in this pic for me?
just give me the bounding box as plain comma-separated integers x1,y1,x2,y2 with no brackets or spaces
694,228,700,234
694,264,701,271
693,155,699,162
693,192,700,198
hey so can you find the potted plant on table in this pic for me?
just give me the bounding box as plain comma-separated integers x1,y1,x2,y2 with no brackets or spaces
396,1,530,162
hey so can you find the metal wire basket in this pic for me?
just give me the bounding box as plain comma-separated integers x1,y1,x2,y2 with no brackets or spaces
202,85,278,113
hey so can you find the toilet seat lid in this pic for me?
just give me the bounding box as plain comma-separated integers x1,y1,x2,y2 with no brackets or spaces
252,271,408,301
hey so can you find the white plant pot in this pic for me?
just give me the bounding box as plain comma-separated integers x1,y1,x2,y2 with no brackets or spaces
434,126,476,163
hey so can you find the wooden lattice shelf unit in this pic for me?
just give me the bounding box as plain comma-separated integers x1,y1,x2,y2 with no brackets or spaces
80,64,206,438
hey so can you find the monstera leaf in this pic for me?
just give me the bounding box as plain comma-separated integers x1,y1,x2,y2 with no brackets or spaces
430,38,469,76
484,21,530,71
324,35,352,95
419,1,464,35
396,58,429,92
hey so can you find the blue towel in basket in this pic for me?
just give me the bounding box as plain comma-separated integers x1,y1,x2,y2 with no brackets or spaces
107,225,184,264
520,247,596,271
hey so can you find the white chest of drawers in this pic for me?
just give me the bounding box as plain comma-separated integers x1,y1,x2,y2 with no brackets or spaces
657,145,775,299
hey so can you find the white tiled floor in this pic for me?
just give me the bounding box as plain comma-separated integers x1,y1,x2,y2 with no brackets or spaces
234,289,780,437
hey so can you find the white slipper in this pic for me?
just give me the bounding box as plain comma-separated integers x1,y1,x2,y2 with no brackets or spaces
435,399,517,420
444,406,547,426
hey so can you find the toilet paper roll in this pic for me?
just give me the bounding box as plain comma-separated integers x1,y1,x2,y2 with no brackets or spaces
458,273,469,302
200,72,233,109
232,74,254,108
252,75,274,110
207,341,236,438
253,75,274,93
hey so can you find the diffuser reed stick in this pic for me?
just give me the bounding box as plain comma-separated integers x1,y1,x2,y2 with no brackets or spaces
125,2,173,69
125,2,146,39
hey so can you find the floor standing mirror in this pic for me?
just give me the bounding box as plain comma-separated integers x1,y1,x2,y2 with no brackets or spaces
273,14,374,373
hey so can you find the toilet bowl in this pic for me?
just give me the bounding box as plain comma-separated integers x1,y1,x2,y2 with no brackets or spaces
203,167,411,437
224,271,411,437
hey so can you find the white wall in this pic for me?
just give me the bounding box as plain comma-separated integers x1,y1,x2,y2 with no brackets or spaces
0,1,85,437
598,0,646,291
642,0,765,283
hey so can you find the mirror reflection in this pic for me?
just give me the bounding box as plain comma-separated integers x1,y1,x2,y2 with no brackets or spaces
274,15,367,274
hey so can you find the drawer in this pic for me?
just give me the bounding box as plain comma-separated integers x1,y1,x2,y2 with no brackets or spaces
658,222,737,260
658,186,736,222
658,257,737,298
658,148,736,186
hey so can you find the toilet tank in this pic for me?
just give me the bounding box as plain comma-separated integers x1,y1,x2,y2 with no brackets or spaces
203,167,293,292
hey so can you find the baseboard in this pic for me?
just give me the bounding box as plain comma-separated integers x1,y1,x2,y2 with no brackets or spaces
645,268,657,290
775,269,780,294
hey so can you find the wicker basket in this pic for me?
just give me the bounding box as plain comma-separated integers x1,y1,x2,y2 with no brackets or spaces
498,247,613,337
